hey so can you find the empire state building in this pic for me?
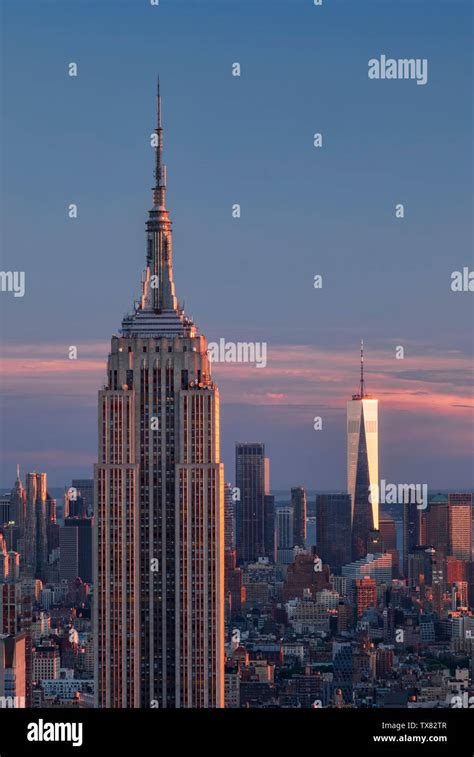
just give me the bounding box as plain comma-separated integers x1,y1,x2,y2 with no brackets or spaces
94,82,224,708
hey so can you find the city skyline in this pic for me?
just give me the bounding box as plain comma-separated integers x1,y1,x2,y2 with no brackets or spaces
1,0,473,739
1,0,473,490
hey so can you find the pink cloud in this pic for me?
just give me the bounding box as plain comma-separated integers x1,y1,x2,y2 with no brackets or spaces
1,342,472,418
1,341,472,485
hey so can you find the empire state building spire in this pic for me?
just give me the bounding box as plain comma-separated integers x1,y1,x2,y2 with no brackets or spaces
121,79,196,338
153,77,166,210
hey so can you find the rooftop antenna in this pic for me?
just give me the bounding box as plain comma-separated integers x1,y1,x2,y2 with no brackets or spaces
153,76,166,208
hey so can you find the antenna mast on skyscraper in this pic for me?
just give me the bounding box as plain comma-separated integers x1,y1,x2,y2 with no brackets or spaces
153,76,166,208
360,339,365,398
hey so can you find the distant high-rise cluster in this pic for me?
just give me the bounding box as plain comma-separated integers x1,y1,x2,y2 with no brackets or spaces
0,467,94,708
224,346,473,709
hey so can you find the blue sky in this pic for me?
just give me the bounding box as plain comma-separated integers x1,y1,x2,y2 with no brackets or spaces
0,0,473,488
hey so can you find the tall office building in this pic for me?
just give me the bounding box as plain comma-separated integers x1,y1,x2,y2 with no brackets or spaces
403,499,423,578
263,457,274,561
65,492,87,519
0,494,11,526
379,514,396,551
430,549,445,617
235,443,266,562
316,493,352,573
64,517,93,583
23,473,49,581
448,493,472,561
276,507,294,565
379,513,399,577
10,466,26,531
59,527,79,582
8,553,20,584
224,550,245,619
407,546,434,589
94,82,224,708
425,495,449,555
71,479,94,516
264,494,275,562
347,342,379,560
291,487,307,548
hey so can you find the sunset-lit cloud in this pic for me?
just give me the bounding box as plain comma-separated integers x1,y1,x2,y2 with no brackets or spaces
1,341,472,412
1,340,472,486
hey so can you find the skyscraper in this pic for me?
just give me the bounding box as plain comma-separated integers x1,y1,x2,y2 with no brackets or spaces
235,443,266,562
347,342,379,560
0,494,11,526
425,495,449,555
94,81,224,708
379,513,399,577
71,479,94,516
263,494,275,562
10,466,25,531
24,473,48,581
276,507,294,565
291,486,307,548
430,549,445,617
403,499,422,578
224,550,245,620
448,493,472,561
316,493,352,573
59,527,79,582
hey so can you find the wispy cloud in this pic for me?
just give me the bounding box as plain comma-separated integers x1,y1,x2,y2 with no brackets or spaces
0,340,472,486
1,341,472,415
